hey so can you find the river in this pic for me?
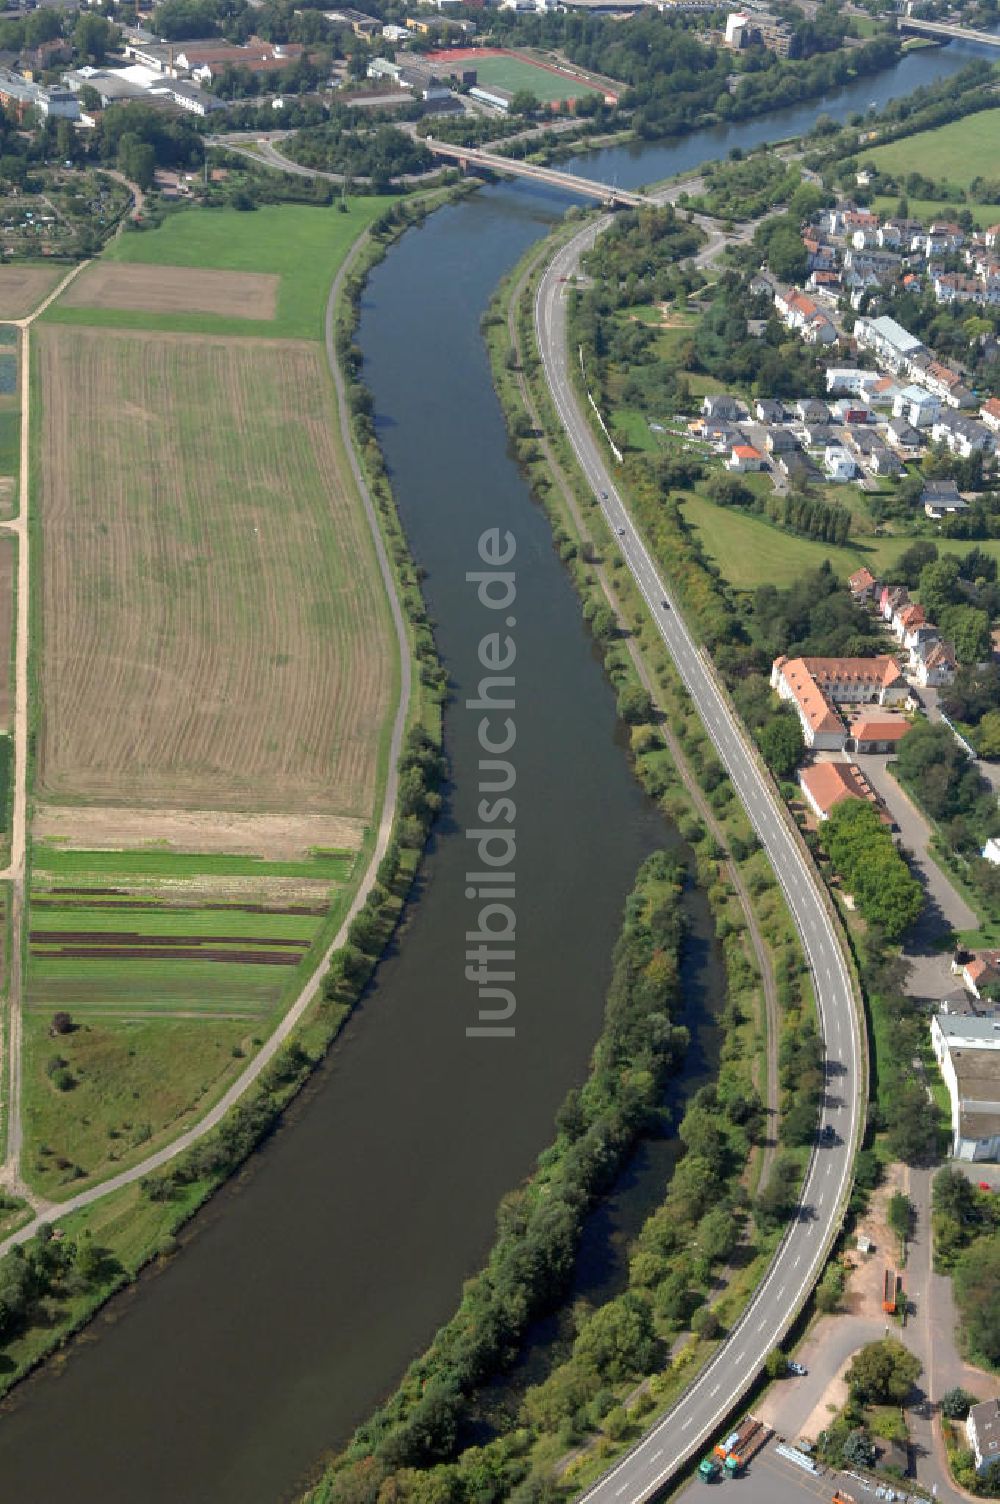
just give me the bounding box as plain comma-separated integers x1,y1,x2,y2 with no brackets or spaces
0,34,991,1504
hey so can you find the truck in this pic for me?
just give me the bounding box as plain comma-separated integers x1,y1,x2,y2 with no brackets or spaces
698,1456,720,1482
725,1417,769,1474
882,1268,898,1314
832,1492,857,1504
713,1431,740,1461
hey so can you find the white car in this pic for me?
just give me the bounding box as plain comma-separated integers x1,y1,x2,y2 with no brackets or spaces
787,1361,807,1377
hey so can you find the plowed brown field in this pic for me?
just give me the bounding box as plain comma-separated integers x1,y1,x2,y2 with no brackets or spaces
60,263,279,320
0,264,62,319
35,325,393,817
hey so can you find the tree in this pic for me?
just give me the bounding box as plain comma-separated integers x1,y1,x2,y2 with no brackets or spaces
845,1339,921,1405
74,11,115,63
941,604,991,667
573,1293,659,1382
978,710,1000,759
765,1348,788,1378
953,1236,1000,1368
50,1011,74,1035
940,1386,976,1420
509,90,540,117
842,1430,876,1467
917,556,960,623
759,712,805,779
887,1191,913,1251
617,684,653,725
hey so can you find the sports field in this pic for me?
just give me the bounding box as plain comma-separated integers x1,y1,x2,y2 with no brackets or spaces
43,201,393,339
35,324,393,819
864,109,1000,194
431,48,605,105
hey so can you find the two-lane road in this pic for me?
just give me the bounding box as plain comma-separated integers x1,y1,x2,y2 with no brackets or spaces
534,215,864,1503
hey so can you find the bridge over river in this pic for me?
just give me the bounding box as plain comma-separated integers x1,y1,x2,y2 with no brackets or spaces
425,139,645,206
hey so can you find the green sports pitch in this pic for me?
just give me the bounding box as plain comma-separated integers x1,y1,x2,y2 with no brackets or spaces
472,54,603,105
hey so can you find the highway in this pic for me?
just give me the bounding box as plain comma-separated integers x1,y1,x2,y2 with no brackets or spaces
534,213,864,1503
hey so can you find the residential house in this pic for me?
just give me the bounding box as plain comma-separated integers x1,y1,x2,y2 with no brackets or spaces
702,393,743,420
931,411,995,458
967,1400,1000,1474
764,426,798,454
825,445,857,482
954,951,1000,996
728,444,765,473
869,444,904,479
887,416,923,454
981,397,1000,434
854,314,925,374
847,566,878,602
914,639,957,687
879,584,909,623
795,398,829,424
984,838,1000,866
826,368,878,397
803,421,835,449
892,601,925,643
778,451,821,485
754,398,784,423
923,479,968,520
834,399,872,425
892,384,940,428
849,714,913,753
705,420,740,450
931,1015,1000,1163
798,760,879,821
773,286,837,346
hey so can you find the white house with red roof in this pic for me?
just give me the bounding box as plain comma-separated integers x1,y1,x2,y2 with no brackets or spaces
727,443,765,473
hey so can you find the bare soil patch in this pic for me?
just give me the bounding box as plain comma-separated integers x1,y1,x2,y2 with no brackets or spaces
60,263,280,320
35,325,393,818
34,805,364,859
0,264,62,319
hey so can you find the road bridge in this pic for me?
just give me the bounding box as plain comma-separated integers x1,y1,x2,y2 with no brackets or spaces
425,139,645,206
898,15,1000,46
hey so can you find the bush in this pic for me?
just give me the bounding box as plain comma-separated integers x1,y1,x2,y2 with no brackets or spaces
941,1386,976,1420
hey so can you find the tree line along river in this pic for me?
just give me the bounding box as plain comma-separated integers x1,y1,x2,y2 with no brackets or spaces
0,36,990,1504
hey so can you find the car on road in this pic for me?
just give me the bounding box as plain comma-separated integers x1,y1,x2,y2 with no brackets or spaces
787,1361,807,1376
662,599,670,610
819,1124,836,1145
600,490,608,499
617,527,625,536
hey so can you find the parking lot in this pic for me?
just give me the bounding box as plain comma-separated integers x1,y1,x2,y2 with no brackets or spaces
675,1437,928,1504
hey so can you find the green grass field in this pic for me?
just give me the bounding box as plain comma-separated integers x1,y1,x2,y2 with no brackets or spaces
864,110,1000,196
43,201,394,340
472,53,601,105
872,195,999,230
679,492,1000,590
33,844,353,883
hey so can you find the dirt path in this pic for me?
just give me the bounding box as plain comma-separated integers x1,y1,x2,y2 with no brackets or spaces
504,245,781,1185
0,223,412,1250
0,260,89,1203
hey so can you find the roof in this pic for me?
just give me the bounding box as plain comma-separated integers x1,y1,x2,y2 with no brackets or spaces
775,659,841,737
937,1010,1000,1042
799,760,876,816
799,655,904,690
732,444,762,460
970,1399,1000,1456
983,397,1000,420
849,567,877,591
897,603,925,630
867,315,923,354
923,479,962,500
851,715,912,743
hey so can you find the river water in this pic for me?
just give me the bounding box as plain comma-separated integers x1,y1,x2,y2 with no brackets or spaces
0,35,990,1504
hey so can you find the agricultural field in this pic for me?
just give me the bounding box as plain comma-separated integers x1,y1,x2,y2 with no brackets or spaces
0,533,13,728
679,491,1000,590
44,200,394,340
0,264,62,320
34,323,393,819
23,843,353,1193
60,263,280,322
863,109,1000,194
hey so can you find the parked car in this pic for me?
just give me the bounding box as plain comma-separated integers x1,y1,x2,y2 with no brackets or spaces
787,1361,807,1377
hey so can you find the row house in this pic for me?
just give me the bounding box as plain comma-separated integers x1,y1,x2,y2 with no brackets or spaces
981,397,1000,433
843,246,902,283
931,410,995,458
773,286,837,346
911,636,957,687
933,271,1000,308
848,566,878,602
854,314,925,374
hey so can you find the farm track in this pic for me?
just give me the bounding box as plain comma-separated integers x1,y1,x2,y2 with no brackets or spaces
0,222,413,1251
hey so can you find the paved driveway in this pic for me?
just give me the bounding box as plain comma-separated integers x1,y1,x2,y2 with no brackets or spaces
849,753,978,1002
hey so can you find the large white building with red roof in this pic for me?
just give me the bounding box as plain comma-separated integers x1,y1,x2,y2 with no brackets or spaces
770,654,908,750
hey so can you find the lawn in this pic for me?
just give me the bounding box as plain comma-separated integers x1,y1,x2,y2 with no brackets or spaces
472,53,601,105
43,200,394,341
863,110,1000,196
678,492,1000,590
22,1011,254,1196
872,195,999,230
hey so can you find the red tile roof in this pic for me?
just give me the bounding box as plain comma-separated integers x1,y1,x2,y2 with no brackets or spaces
851,715,912,744
799,760,876,817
